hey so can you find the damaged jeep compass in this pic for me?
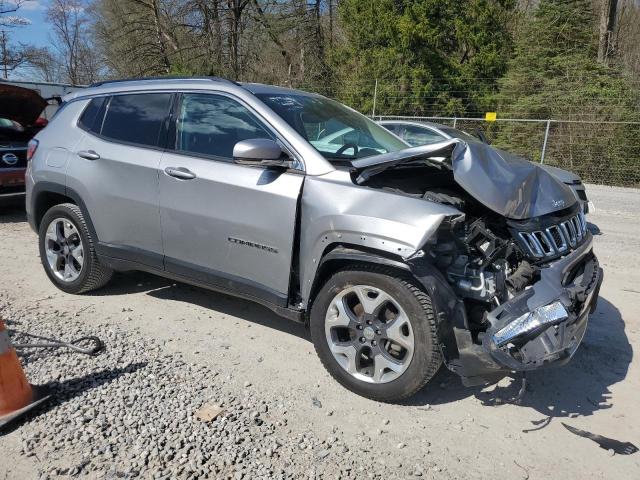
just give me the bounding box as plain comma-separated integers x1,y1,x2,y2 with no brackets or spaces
26,78,602,402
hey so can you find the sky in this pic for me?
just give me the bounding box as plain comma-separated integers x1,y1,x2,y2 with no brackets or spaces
3,0,51,48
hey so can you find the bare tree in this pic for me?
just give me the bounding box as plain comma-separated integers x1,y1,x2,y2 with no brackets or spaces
89,0,336,85
47,0,102,84
0,0,30,15
0,0,33,78
0,32,32,78
24,46,62,82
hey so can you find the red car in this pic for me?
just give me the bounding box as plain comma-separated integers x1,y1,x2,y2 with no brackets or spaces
0,83,48,199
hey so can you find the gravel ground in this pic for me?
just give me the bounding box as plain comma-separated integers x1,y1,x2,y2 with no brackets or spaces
1,185,639,479
1,301,437,480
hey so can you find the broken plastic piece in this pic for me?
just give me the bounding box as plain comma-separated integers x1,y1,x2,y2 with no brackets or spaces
562,423,639,455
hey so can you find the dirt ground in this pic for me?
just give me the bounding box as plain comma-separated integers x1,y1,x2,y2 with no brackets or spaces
1,184,639,479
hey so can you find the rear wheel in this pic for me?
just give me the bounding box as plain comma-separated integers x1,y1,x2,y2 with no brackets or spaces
39,203,113,293
310,265,441,402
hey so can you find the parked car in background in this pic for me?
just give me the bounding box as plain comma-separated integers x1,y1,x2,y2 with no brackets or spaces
0,83,49,199
378,120,591,213
26,78,601,402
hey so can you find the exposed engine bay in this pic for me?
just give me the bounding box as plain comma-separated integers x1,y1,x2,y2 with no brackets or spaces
365,163,540,338
359,153,601,385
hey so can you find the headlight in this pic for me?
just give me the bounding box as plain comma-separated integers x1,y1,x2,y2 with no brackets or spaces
492,301,569,347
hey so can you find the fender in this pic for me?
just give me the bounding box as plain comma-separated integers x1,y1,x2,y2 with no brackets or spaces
29,181,98,239
298,170,463,307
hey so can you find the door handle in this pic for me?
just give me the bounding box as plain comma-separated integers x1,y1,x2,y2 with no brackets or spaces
77,150,100,160
164,166,196,180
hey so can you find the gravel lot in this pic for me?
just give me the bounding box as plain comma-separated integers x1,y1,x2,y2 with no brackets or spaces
1,184,639,479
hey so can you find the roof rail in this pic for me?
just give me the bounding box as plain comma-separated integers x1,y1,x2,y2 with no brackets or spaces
89,76,237,88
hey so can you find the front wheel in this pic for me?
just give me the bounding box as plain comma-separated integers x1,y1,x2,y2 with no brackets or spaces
309,265,442,402
39,203,113,293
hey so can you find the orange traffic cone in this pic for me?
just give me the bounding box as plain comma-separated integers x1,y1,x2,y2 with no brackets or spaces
0,318,50,429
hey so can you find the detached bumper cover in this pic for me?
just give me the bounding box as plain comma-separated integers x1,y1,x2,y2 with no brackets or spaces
454,233,602,385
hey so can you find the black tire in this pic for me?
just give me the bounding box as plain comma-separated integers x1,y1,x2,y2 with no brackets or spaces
309,265,442,402
38,203,113,293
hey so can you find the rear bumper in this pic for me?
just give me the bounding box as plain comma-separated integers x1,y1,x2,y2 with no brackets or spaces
454,233,602,385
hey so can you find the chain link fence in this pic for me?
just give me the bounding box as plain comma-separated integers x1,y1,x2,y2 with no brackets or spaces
302,76,640,188
375,115,640,187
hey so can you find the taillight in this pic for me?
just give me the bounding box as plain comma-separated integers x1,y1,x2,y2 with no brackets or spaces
27,139,39,161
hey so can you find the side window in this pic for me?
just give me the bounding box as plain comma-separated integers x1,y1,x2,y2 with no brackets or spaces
382,123,401,135
78,97,106,133
175,93,274,160
100,93,172,147
401,125,446,147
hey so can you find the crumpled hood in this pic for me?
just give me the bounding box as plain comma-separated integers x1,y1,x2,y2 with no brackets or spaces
352,139,578,220
538,163,581,184
0,83,48,126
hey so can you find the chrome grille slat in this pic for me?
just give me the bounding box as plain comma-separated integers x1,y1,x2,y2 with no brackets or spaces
517,213,586,259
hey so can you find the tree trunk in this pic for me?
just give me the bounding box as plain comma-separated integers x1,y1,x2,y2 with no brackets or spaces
150,0,171,73
328,0,334,50
314,0,324,59
1,31,8,79
598,0,618,64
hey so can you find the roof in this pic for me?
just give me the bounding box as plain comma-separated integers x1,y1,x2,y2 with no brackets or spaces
63,76,320,103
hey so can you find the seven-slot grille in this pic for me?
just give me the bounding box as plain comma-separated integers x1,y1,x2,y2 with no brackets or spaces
517,212,587,259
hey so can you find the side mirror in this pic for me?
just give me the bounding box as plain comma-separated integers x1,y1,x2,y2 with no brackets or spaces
233,139,293,169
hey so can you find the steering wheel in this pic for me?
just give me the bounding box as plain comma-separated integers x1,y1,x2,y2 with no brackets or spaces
335,143,359,157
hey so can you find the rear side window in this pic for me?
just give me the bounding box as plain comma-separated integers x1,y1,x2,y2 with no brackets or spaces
401,125,445,147
174,93,274,160
381,123,401,135
78,97,106,132
100,93,172,148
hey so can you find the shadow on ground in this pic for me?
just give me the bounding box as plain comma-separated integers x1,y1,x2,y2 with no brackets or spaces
97,272,631,425
0,362,147,436
0,197,27,224
406,297,632,425
96,271,309,340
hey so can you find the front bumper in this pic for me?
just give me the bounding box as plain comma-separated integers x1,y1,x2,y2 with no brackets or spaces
455,233,602,385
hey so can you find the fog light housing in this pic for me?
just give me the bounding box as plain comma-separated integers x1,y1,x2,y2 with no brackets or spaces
493,301,569,347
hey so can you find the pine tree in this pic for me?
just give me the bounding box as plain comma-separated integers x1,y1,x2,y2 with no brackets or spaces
331,0,516,116
492,0,639,185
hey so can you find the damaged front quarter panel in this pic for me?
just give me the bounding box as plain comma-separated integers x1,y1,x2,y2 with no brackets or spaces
299,169,463,306
301,144,601,388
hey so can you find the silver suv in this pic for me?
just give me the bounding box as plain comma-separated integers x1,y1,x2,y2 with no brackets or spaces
26,78,602,402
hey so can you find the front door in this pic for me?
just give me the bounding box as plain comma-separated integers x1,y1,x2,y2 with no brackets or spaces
158,92,304,305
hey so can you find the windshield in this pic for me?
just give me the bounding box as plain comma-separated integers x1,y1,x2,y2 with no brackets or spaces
255,93,407,160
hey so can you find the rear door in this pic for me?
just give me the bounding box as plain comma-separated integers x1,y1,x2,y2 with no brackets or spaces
67,93,172,268
158,92,304,305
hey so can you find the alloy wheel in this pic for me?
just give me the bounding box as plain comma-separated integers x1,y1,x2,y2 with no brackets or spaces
324,285,414,383
44,217,84,282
